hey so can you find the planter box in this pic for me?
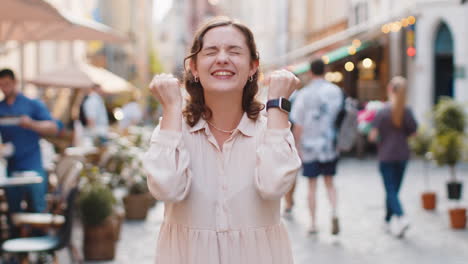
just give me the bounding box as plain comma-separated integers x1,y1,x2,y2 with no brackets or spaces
449,208,466,229
123,193,151,220
83,216,118,261
447,182,463,200
421,192,436,210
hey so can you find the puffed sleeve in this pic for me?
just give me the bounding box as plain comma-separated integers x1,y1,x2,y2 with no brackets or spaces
141,126,192,202
255,127,301,200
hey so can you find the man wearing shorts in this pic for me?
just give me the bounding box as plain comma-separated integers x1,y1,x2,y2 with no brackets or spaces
290,59,343,235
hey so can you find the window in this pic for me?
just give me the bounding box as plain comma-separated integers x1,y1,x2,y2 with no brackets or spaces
353,2,369,25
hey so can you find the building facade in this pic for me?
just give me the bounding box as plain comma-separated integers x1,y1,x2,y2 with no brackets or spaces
410,0,468,122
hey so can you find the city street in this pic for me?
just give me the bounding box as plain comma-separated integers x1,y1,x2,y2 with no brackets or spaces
2,1,468,264
65,158,468,264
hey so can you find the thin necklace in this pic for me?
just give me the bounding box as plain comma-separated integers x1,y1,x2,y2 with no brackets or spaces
206,120,235,134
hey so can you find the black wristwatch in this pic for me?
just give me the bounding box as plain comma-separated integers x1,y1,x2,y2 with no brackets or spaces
266,97,291,113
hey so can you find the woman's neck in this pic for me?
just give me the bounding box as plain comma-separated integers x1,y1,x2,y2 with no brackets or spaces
204,92,244,130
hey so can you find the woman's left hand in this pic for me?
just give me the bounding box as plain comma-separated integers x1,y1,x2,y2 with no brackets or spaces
265,69,300,99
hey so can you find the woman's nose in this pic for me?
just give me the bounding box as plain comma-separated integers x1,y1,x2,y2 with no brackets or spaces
215,51,229,64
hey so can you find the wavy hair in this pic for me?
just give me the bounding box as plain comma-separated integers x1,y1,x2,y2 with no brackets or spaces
182,16,264,127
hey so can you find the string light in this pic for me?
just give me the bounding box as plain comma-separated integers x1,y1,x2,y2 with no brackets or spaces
352,39,361,48
345,62,355,72
362,58,373,68
322,56,330,64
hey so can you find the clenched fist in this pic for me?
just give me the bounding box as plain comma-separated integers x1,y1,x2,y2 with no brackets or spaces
149,74,182,111
264,69,300,100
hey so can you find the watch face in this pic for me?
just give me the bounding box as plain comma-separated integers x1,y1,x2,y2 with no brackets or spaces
281,98,291,112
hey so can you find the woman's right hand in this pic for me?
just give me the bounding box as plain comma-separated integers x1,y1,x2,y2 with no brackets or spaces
149,74,183,131
149,74,182,111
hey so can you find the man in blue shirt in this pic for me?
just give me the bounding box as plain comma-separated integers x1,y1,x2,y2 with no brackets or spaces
0,68,58,216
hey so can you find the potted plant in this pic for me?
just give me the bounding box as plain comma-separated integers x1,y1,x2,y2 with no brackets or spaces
410,128,435,210
122,155,153,220
430,97,466,229
79,166,119,260
432,98,466,200
123,177,152,220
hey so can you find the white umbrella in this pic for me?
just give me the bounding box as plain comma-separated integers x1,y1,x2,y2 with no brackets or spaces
0,0,68,42
0,0,127,89
27,62,136,94
38,15,127,43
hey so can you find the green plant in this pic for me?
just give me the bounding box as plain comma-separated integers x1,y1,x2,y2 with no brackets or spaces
410,127,433,189
430,131,463,180
79,166,116,226
79,183,116,226
128,180,148,195
430,98,466,182
434,97,465,135
410,128,432,158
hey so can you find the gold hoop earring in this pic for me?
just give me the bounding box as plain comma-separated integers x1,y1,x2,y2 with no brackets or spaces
249,75,254,82
194,76,199,83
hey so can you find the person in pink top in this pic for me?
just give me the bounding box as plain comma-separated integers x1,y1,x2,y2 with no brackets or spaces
142,16,301,264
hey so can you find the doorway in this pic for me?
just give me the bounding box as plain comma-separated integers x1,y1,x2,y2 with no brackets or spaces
434,22,454,104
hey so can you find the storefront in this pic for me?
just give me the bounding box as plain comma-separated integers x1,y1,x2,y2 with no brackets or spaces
287,37,389,105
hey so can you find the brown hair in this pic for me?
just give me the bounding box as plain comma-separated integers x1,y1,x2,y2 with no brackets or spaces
182,16,264,127
389,76,407,128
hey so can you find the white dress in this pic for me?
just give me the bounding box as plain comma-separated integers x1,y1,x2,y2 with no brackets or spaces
142,113,301,264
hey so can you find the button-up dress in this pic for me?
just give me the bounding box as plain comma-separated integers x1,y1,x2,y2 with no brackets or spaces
142,113,301,264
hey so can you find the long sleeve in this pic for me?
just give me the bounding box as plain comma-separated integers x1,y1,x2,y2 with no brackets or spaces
142,126,192,202
255,127,301,200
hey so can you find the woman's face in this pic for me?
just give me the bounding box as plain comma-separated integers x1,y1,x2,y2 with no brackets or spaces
191,25,258,95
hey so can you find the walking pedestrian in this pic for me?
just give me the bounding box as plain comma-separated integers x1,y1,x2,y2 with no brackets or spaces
82,84,109,145
368,76,418,238
290,59,343,235
142,16,301,264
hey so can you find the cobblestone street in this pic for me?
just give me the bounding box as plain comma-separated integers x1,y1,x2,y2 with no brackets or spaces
63,158,468,264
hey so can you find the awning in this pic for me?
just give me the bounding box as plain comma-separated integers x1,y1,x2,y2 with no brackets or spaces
264,8,420,71
27,62,136,94
34,15,128,43
287,41,374,75
0,1,126,43
0,0,68,41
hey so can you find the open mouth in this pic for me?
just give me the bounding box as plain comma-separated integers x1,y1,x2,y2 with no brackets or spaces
211,70,235,79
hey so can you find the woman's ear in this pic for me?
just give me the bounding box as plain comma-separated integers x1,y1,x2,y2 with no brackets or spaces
189,58,198,77
249,60,259,77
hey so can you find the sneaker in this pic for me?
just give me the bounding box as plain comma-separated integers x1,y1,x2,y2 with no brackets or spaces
307,226,318,235
391,216,410,238
331,217,340,235
382,222,391,234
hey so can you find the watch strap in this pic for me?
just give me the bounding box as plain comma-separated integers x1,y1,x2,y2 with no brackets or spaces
266,97,291,113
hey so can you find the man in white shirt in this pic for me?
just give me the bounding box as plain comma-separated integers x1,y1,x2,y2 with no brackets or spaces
290,59,343,235
83,84,109,144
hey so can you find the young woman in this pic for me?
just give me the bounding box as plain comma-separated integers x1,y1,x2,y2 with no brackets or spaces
142,17,301,264
369,76,418,238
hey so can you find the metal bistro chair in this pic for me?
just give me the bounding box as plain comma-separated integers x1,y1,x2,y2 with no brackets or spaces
1,187,79,264
11,158,83,232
